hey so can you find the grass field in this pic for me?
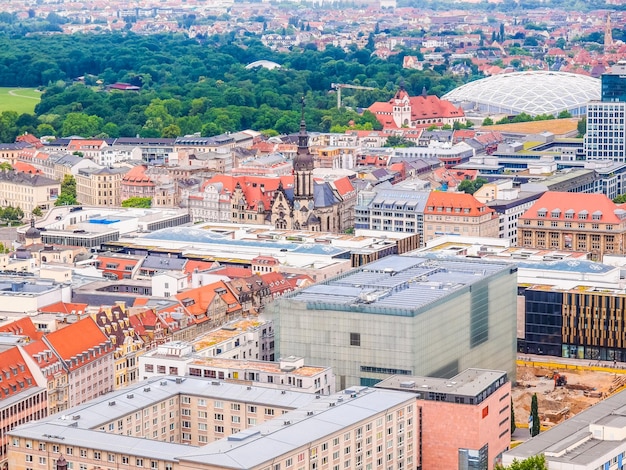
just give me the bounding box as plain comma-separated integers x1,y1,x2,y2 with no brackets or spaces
0,87,42,114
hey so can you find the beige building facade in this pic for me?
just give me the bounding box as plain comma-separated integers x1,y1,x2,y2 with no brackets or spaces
76,167,128,207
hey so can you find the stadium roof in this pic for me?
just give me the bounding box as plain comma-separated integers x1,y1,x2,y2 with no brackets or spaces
442,71,600,117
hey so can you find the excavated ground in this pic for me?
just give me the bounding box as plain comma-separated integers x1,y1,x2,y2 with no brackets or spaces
513,364,626,428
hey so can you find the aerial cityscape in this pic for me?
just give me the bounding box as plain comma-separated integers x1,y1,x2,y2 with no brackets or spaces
1,0,626,468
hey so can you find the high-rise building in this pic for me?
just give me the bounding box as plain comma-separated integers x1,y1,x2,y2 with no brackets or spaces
584,62,626,162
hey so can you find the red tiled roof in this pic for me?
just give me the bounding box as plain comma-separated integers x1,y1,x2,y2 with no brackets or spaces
13,162,41,174
0,347,38,399
520,192,626,223
122,165,154,186
0,317,42,341
183,260,216,275
425,192,495,217
39,301,88,316
210,266,253,279
44,317,110,363
23,340,60,379
332,176,355,197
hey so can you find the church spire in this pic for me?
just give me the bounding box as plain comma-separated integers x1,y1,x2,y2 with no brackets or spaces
298,96,308,151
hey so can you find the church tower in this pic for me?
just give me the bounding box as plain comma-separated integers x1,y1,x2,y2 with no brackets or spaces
293,97,314,200
605,13,614,53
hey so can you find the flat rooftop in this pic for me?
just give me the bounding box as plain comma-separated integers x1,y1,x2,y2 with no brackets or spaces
375,368,507,398
193,319,265,351
287,255,513,315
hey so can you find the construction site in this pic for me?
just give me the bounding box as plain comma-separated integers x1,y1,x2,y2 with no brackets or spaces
514,358,626,430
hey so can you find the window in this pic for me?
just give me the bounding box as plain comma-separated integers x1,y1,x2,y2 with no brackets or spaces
350,333,361,347
136,458,144,467
248,405,257,413
265,408,274,416
80,450,87,458
94,451,101,460
214,400,223,409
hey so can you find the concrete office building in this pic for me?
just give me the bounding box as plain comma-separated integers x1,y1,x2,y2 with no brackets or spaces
267,255,518,389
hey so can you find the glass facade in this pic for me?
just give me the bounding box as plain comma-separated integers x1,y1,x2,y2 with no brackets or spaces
521,288,563,357
602,73,626,102
268,264,517,389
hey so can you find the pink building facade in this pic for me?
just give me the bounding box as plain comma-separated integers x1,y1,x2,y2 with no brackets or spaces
377,368,511,470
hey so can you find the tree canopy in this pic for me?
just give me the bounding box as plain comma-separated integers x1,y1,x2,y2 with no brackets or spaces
495,454,547,470
0,32,474,140
457,177,488,195
121,197,152,208
55,174,78,206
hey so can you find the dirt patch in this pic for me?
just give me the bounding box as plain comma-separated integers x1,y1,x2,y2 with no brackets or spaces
513,365,620,428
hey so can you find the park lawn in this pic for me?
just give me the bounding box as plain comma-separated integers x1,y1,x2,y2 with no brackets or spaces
0,87,41,114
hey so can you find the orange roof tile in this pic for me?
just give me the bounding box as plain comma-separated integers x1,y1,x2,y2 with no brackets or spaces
44,317,110,363
425,192,495,217
39,301,89,316
520,192,626,223
0,347,38,399
13,162,41,174
0,317,42,341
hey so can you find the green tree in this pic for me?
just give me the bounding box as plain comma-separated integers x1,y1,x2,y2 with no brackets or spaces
458,177,488,195
384,136,416,148
32,206,43,217
121,197,152,208
530,393,540,437
577,116,586,137
55,174,78,206
482,117,494,126
558,110,572,119
0,162,12,171
495,454,547,470
511,398,516,436
614,194,626,204
0,206,24,223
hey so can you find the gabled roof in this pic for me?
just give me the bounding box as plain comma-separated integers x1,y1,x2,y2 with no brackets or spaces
210,266,253,279
314,181,340,208
39,301,88,316
0,317,42,341
44,317,110,364
0,346,38,400
425,191,495,217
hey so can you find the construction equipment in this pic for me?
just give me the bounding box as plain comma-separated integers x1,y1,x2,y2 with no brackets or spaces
330,83,376,109
553,372,567,387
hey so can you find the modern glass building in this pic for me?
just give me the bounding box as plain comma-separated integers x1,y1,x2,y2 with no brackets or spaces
267,255,518,389
585,62,626,162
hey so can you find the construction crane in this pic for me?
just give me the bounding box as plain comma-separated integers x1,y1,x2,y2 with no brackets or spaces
330,83,376,109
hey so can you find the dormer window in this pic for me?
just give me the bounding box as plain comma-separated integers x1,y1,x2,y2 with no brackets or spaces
592,211,602,220
565,209,574,219
537,209,547,218
551,209,561,218
579,210,588,220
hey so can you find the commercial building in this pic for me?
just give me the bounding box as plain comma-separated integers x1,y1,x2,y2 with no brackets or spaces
267,255,518,389
423,191,500,242
377,368,511,470
503,386,626,469
518,192,626,260
585,62,626,163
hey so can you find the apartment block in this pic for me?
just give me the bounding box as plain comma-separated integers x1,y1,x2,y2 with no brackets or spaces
0,344,47,470
75,166,128,206
0,171,59,216
139,341,336,395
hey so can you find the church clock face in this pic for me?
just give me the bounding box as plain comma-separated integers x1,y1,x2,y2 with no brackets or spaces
294,201,300,210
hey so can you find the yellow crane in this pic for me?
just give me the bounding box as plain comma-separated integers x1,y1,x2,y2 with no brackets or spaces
330,83,376,109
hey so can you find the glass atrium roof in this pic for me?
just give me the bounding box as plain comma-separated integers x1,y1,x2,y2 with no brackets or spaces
443,71,600,117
